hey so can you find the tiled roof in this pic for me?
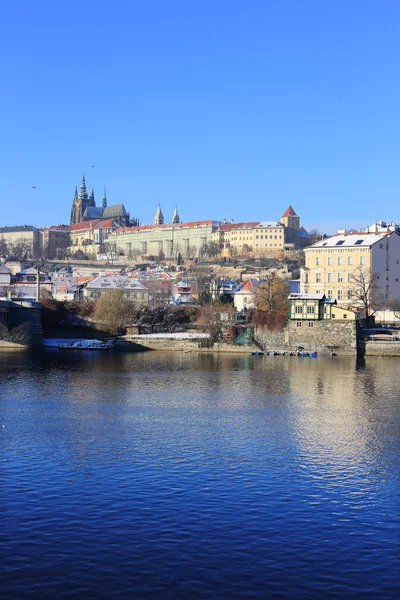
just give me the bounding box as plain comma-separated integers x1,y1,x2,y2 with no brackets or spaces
70,219,115,231
281,205,297,217
217,222,260,231
236,278,265,294
116,220,217,234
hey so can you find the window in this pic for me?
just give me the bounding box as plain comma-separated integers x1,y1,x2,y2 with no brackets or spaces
343,314,347,318
347,271,354,283
296,321,302,327
307,305,315,314
338,271,343,282
360,255,366,265
354,239,364,245
327,288,333,299
328,256,333,266
295,306,303,314
336,240,344,246
316,256,321,266
337,289,343,300
316,273,321,283
327,272,333,283
380,244,383,249
347,288,353,301
338,256,343,266
348,255,354,265
308,322,314,328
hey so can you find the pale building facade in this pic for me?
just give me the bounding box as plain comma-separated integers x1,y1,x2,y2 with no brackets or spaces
84,276,149,303
300,231,400,305
0,226,40,258
108,220,218,259
69,219,118,252
213,221,286,254
212,206,305,255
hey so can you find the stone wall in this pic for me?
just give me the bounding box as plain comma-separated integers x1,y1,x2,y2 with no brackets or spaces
255,320,358,354
362,341,400,357
124,336,258,353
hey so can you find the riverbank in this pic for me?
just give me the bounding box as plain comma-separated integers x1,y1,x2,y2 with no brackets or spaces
120,333,260,353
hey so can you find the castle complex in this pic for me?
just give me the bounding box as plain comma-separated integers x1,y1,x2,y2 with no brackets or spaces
70,174,137,228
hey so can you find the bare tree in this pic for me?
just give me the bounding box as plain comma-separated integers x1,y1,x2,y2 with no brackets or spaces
200,241,220,258
146,279,173,306
352,267,386,318
9,238,33,259
388,298,400,321
94,289,132,335
306,229,324,246
254,273,290,313
190,267,216,306
253,273,290,330
0,236,8,258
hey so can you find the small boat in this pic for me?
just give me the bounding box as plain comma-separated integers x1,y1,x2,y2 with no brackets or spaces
250,351,265,356
309,352,318,358
57,339,114,350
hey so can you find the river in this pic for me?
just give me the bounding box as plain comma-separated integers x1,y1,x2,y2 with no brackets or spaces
1,350,399,599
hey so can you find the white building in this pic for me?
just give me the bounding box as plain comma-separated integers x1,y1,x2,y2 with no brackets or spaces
84,276,149,303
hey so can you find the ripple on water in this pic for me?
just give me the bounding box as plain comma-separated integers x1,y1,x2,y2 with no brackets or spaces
1,352,399,599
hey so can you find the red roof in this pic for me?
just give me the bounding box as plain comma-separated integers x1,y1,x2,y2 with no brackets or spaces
218,222,260,231
116,220,216,234
281,205,297,218
70,219,115,231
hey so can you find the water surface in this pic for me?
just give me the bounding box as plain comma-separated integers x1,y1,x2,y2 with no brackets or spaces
1,351,399,599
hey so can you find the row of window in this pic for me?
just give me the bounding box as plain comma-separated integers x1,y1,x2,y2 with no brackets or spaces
316,255,366,266
315,271,354,283
294,305,315,314
296,321,314,327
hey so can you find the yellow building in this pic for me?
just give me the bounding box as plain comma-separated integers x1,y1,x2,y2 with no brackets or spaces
212,221,286,255
300,231,400,305
212,206,304,256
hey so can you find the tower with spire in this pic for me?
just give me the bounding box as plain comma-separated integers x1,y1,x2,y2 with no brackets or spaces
102,186,107,210
154,204,164,226
70,173,94,224
171,206,180,224
280,205,300,244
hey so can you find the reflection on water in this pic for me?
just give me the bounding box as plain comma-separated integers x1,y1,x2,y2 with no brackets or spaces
0,350,399,599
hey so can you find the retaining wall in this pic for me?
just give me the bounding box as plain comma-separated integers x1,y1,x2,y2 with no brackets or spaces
254,320,358,354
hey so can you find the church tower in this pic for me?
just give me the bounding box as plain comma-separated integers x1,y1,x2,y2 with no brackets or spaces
154,204,164,226
172,206,180,224
70,173,93,225
102,186,107,210
88,188,95,208
280,205,300,245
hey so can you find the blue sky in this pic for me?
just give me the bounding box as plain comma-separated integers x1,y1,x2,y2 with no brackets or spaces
1,0,399,233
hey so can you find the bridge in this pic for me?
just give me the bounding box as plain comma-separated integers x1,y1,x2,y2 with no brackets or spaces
0,300,43,347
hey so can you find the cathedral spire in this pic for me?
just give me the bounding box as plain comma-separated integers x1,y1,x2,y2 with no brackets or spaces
74,186,78,200
172,205,180,224
102,185,107,210
88,188,95,207
154,204,164,226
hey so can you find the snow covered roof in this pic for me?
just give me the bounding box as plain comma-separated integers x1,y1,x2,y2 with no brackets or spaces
310,232,393,249
256,221,284,228
289,293,325,300
85,276,147,290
